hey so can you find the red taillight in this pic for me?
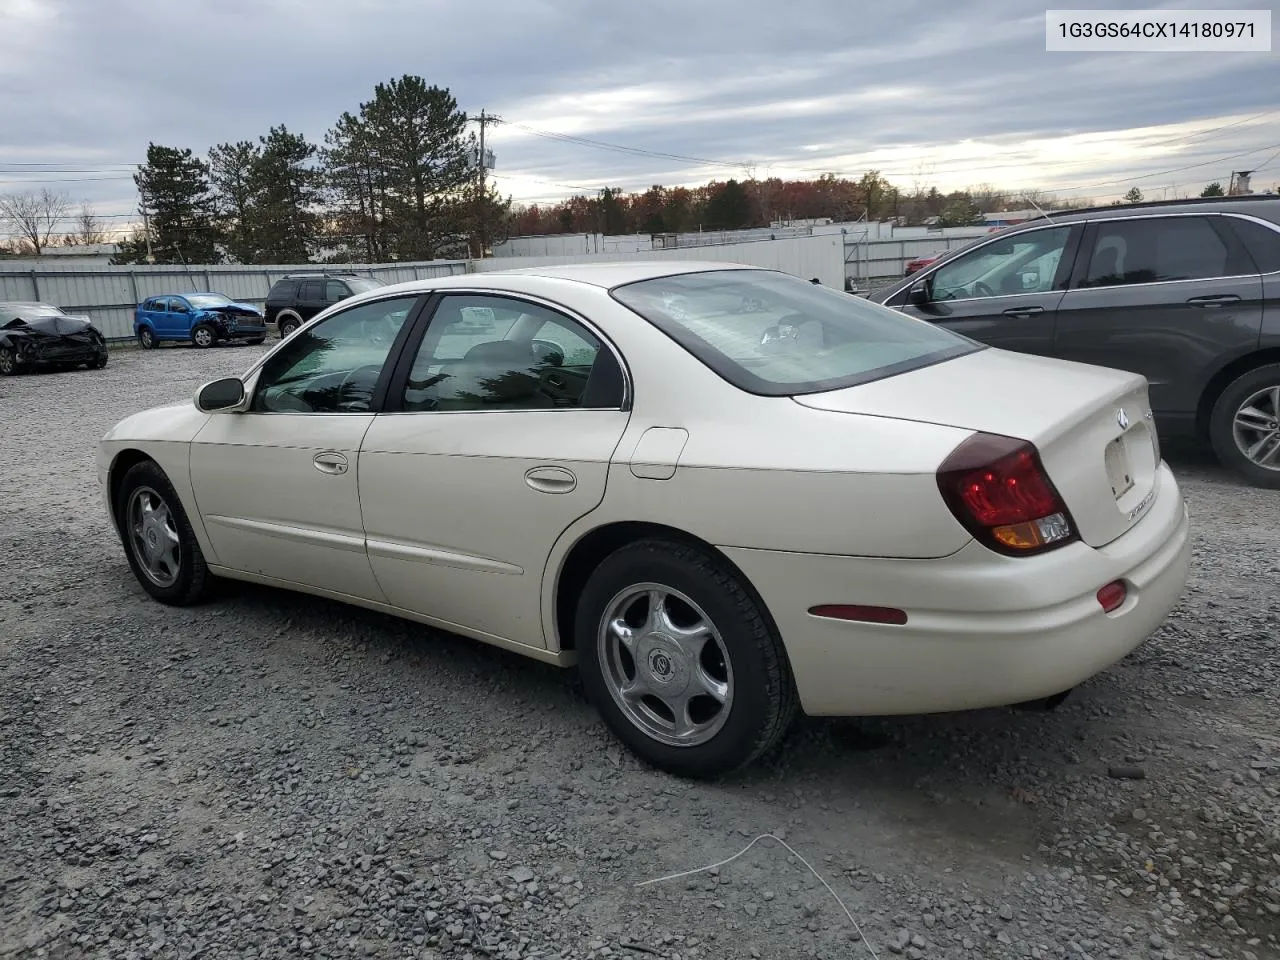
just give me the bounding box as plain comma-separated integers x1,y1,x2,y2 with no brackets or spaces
1097,580,1127,613
809,604,908,625
936,432,1078,557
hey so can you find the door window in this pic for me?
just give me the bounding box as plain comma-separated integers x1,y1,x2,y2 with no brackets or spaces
251,296,418,413
325,280,349,303
170,298,190,314
299,280,324,302
929,227,1070,302
1222,217,1280,274
1080,216,1241,287
400,295,622,412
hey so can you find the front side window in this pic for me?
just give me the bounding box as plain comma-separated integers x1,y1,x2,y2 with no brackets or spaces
930,227,1070,302
400,294,619,411
251,296,418,413
612,269,979,396
1081,216,1237,287
170,299,190,314
324,280,349,303
299,280,323,301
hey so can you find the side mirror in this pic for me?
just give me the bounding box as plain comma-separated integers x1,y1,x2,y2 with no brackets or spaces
907,280,930,306
196,376,246,413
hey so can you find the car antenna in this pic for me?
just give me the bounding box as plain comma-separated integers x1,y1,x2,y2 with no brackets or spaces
1020,194,1055,222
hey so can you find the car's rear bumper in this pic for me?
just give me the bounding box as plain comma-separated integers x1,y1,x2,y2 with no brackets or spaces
721,462,1191,717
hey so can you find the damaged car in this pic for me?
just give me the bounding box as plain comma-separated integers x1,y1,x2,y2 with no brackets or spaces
134,293,268,349
0,301,110,376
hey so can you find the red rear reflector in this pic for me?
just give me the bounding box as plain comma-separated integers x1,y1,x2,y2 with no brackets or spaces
809,604,908,625
1097,580,1127,613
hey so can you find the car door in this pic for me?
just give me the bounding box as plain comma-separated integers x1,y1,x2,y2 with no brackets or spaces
892,224,1079,356
1053,214,1265,426
298,279,325,320
188,294,426,599
167,296,193,338
146,298,172,338
358,292,632,646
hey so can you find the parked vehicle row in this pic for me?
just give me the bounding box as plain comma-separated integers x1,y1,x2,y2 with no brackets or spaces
98,262,1191,777
872,196,1280,488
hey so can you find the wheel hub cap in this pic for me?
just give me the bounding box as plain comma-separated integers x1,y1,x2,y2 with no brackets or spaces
597,583,733,748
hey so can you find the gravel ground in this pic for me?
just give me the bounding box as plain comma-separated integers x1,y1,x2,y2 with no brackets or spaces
1,342,1278,960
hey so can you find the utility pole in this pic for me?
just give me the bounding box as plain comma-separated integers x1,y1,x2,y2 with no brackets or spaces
141,204,154,264
472,110,500,257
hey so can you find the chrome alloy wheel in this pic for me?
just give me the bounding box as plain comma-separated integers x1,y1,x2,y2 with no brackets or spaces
1233,384,1280,471
127,486,181,587
597,583,733,747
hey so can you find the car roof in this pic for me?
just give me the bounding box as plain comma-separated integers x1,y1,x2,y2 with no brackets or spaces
433,260,757,290
1019,195,1280,227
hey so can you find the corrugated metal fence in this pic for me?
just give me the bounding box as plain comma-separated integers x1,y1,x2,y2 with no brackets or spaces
0,260,468,341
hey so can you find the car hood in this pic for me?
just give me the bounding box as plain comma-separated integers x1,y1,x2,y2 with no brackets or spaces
202,302,262,317
3,314,94,335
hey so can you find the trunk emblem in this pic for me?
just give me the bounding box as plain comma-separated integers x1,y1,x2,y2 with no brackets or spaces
1116,408,1129,430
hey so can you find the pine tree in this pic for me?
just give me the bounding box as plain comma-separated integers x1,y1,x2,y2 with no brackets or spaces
249,125,322,263
125,144,220,264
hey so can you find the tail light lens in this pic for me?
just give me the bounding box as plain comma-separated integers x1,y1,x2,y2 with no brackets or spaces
936,432,1079,557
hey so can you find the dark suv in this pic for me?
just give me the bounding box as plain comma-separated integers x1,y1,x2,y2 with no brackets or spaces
264,273,386,338
871,196,1280,488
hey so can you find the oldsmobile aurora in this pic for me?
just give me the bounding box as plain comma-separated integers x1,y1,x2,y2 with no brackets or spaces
97,263,1192,777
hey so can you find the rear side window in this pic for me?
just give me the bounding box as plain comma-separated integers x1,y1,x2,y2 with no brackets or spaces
611,270,981,397
1223,217,1280,274
1080,216,1237,287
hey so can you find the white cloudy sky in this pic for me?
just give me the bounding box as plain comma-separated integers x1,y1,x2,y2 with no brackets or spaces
1,0,1277,238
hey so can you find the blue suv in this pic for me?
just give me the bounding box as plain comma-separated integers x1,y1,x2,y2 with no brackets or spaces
134,293,268,349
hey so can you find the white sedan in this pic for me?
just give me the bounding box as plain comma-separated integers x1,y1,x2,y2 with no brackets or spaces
98,263,1192,777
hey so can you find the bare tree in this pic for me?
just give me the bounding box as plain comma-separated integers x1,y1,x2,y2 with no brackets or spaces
0,189,70,255
65,202,108,246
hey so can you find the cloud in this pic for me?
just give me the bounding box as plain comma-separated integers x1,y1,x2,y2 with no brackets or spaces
0,0,1274,233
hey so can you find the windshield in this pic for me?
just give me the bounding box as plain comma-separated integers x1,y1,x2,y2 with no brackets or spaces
346,278,386,294
186,294,235,309
611,270,982,396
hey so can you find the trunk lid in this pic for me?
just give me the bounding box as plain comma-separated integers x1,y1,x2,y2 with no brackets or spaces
793,348,1161,548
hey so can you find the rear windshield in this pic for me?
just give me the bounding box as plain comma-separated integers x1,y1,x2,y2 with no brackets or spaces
611,269,981,396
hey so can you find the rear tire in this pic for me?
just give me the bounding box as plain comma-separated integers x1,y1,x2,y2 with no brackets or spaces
191,324,216,349
1208,363,1280,489
114,460,212,605
92,353,109,369
575,538,798,779
0,346,16,376
137,327,156,350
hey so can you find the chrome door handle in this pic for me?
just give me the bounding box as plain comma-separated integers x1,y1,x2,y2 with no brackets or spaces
313,451,348,475
525,465,577,494
1186,294,1241,308
1002,305,1044,318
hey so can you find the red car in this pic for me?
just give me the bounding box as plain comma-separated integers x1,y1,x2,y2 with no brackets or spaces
904,252,944,276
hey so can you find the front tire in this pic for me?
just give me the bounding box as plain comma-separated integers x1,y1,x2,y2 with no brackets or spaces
1209,363,1280,489
277,314,301,339
114,460,212,605
575,539,798,779
191,324,216,349
0,347,18,375
137,327,156,350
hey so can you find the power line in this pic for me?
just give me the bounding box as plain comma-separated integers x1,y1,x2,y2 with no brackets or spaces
501,121,750,170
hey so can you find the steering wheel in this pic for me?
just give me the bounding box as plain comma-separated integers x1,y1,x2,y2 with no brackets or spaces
337,364,384,410
973,280,996,298
537,367,572,405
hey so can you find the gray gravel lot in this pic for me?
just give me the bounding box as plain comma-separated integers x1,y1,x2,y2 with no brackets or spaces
1,342,1278,960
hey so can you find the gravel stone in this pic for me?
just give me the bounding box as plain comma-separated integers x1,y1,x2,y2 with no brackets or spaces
1,348,1277,960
